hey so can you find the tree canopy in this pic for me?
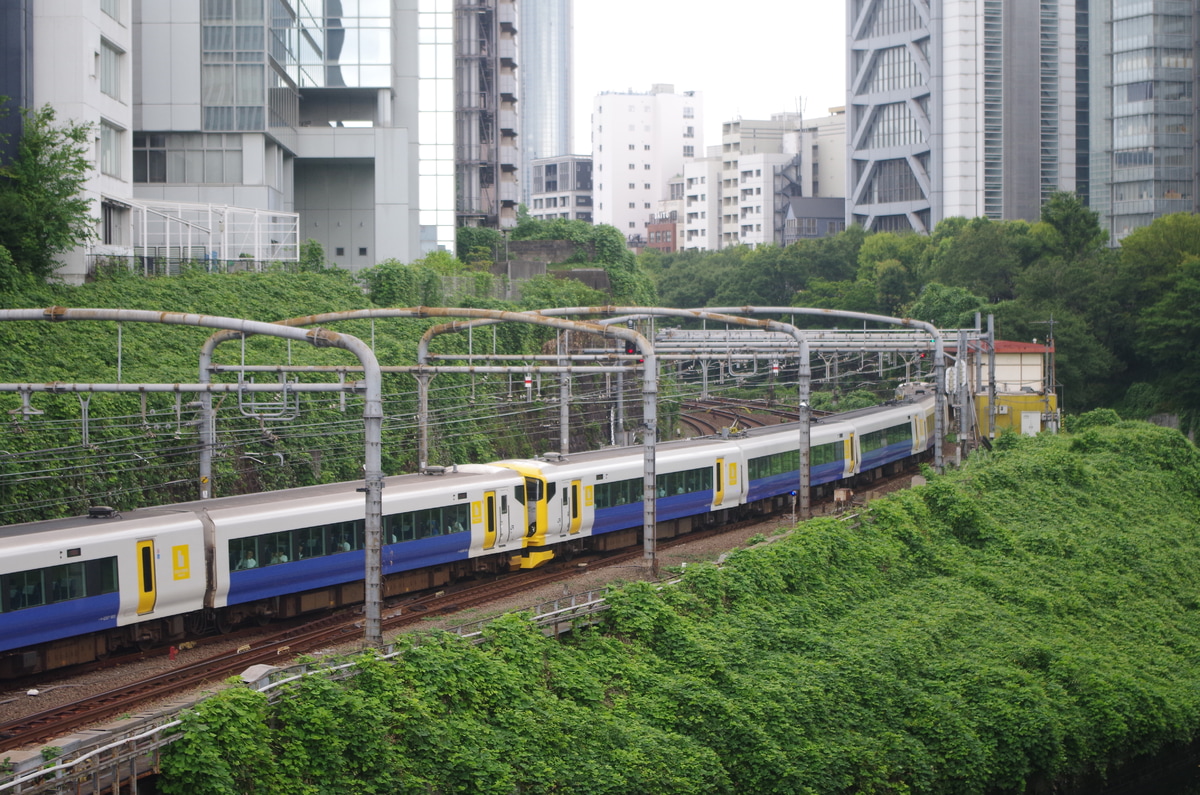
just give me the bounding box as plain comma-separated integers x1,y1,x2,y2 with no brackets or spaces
0,104,95,286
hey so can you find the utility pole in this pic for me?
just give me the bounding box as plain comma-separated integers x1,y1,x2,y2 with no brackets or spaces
1032,316,1058,431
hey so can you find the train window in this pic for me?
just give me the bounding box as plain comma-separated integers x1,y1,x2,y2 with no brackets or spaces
297,529,324,559
230,540,260,570
47,562,86,603
2,557,118,612
264,533,293,565
524,477,543,501
93,558,118,595
448,503,469,533
4,570,45,610
514,484,525,504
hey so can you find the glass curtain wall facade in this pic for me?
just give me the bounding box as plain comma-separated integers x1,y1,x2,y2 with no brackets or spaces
1092,0,1196,244
420,0,456,253
518,0,572,205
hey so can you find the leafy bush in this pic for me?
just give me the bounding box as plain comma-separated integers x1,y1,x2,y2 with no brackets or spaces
159,420,1200,793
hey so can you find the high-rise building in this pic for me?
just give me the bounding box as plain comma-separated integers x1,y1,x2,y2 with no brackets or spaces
0,0,444,281
1090,0,1194,244
591,84,702,244
455,0,519,230
517,0,572,206
137,0,429,270
848,0,1085,232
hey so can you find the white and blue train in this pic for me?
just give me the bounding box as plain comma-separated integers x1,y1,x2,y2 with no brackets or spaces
0,386,937,678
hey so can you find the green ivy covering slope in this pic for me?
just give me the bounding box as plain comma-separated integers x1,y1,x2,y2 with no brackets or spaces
158,416,1200,794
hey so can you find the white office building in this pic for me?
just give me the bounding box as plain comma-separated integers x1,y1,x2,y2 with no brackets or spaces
591,84,703,244
681,150,721,251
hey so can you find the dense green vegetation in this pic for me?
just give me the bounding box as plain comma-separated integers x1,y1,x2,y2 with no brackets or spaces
156,416,1200,793
0,251,626,523
647,195,1199,429
1,195,1196,524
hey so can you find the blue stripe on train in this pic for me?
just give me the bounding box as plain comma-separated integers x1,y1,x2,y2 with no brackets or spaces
859,441,912,473
591,491,715,536
0,593,121,652
745,460,847,502
226,531,470,605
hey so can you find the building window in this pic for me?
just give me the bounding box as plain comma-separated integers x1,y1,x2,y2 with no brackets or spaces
684,126,694,138
644,144,650,150
644,183,651,189
644,164,651,170
628,144,635,150
359,247,367,256
100,121,121,177
100,40,122,100
336,247,345,256
628,202,636,208
102,0,120,20
683,106,694,118
628,163,635,169
629,182,636,189
644,203,650,208
683,145,694,157
133,132,244,184
101,200,126,245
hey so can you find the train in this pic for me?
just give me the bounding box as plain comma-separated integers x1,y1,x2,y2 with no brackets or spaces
0,386,938,678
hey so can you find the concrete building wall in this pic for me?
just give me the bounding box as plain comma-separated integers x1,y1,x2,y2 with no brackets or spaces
592,84,703,244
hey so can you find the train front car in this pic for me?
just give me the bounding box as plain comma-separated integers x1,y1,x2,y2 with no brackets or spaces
0,507,207,677
209,468,527,625
494,438,744,568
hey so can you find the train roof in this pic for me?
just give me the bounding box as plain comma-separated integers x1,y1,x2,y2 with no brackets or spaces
0,465,521,540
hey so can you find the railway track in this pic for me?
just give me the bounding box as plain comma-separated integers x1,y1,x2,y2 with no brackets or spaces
0,526,732,752
0,450,934,753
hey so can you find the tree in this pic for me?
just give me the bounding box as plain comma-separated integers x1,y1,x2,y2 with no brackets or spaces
1038,191,1104,262
906,283,986,329
1134,256,1200,414
297,238,328,272
0,105,95,283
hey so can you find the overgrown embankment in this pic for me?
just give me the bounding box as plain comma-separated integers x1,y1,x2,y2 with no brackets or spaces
158,415,1200,794
0,269,566,522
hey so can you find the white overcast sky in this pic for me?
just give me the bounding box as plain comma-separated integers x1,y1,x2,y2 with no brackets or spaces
571,1,848,154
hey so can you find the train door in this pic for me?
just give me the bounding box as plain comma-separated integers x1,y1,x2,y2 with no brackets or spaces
498,492,513,546
136,539,157,615
569,480,582,534
483,491,497,550
844,433,858,476
714,458,726,507
551,481,569,535
914,412,927,452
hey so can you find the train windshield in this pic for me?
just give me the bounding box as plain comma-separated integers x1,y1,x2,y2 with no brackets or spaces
524,477,543,501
